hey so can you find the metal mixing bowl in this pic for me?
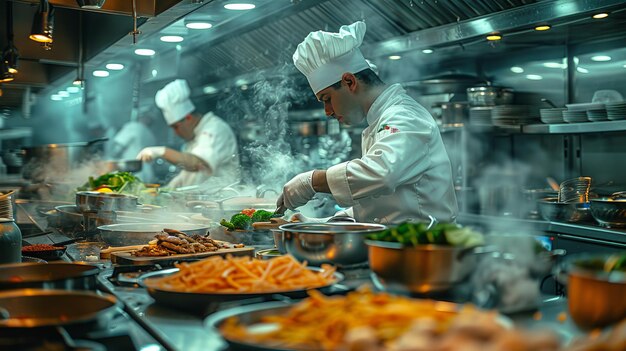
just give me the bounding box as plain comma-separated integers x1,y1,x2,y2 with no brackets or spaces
590,198,626,227
279,222,387,266
366,240,481,293
537,197,592,223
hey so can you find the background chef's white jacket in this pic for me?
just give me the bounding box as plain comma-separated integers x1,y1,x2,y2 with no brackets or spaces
326,84,458,224
168,112,241,189
112,121,157,182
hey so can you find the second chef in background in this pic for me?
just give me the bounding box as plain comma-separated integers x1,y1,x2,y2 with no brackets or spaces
278,21,458,224
136,79,241,189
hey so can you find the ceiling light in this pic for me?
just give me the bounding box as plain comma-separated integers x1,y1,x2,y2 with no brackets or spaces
203,86,218,94
623,64,626,68
0,67,14,83
422,49,433,54
591,55,611,62
535,25,551,31
526,74,543,80
50,94,62,101
92,70,109,77
388,55,402,60
134,49,155,56
58,91,70,97
29,0,54,43
185,22,212,30
73,78,85,87
592,13,609,19
224,3,256,10
543,62,566,69
67,86,80,93
577,67,589,74
486,34,502,41
510,66,524,73
160,36,184,43
76,0,106,9
105,63,124,70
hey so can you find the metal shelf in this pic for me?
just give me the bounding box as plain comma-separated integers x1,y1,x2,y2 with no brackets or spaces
0,128,32,140
458,213,626,245
523,120,626,134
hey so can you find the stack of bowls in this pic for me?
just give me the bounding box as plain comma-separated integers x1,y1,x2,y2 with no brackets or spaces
559,177,591,203
606,101,626,120
562,109,589,123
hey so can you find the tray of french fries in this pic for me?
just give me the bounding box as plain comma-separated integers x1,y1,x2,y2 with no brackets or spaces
138,255,342,313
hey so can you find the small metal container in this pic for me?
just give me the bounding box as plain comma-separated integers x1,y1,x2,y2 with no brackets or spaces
366,241,483,293
590,197,626,228
76,191,138,213
467,86,514,106
279,222,386,266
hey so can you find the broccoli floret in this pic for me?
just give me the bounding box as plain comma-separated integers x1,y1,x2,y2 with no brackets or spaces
230,213,252,230
220,219,235,231
251,210,274,223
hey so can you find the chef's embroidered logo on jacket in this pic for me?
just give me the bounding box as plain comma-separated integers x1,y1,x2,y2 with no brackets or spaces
377,124,399,133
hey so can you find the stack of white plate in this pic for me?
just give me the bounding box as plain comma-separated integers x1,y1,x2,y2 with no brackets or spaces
540,108,566,124
492,105,537,126
469,107,493,125
606,101,626,120
565,102,605,112
563,110,589,123
587,108,608,121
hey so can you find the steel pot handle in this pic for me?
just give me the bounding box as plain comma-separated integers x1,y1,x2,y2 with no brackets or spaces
327,215,356,223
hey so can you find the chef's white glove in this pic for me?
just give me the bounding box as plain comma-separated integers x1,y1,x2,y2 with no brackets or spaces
136,146,166,162
290,213,331,223
279,170,315,210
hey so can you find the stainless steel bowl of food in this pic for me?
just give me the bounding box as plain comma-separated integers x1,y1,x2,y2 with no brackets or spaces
366,241,485,293
590,197,626,228
537,197,592,223
76,191,138,212
279,222,387,266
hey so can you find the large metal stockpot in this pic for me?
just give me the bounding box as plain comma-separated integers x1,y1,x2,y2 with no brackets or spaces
279,222,387,266
76,191,138,212
0,262,100,291
467,86,514,106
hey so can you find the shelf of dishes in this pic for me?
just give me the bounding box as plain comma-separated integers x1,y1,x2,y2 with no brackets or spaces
440,120,626,134
0,127,32,140
458,213,626,246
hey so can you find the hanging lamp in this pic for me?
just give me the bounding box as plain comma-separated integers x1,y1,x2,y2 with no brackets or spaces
29,0,55,44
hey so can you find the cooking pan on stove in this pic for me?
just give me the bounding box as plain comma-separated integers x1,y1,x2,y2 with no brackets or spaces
0,262,100,291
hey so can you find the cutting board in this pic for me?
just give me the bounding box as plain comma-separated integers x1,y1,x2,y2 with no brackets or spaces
110,246,254,265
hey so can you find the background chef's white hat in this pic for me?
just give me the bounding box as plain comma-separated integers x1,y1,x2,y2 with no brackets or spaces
155,79,196,125
293,21,371,94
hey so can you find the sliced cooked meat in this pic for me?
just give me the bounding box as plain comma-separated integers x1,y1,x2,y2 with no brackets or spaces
176,233,197,243
163,228,185,235
155,234,187,245
160,241,194,254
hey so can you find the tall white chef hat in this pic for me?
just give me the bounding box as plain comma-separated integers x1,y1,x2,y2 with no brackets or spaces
155,79,196,125
293,21,371,94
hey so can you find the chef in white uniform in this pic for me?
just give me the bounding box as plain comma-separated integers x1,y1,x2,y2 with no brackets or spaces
277,21,458,224
110,109,157,182
136,79,241,189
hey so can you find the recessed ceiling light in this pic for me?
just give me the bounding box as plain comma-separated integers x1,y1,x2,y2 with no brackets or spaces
388,55,402,60
486,34,502,41
592,13,609,19
93,70,109,77
185,22,212,30
134,49,156,56
50,94,62,101
105,63,124,70
203,86,218,94
160,35,184,43
623,64,626,68
422,49,433,54
591,55,611,62
543,62,566,69
535,25,551,31
58,91,70,97
526,74,543,80
577,67,589,74
67,86,80,93
224,3,255,10
510,66,524,73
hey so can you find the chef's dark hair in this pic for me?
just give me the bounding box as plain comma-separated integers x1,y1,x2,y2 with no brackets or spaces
329,69,384,89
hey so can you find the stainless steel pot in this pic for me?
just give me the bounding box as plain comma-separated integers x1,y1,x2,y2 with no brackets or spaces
537,197,592,223
438,101,468,126
590,196,626,227
404,74,487,95
0,262,100,291
556,253,626,329
98,222,211,246
0,289,118,331
54,205,83,228
279,222,387,266
76,191,138,212
467,86,514,106
366,241,488,293
21,138,108,181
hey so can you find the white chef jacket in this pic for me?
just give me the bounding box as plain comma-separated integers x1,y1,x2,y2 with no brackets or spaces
326,84,458,224
112,121,157,182
167,112,241,189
